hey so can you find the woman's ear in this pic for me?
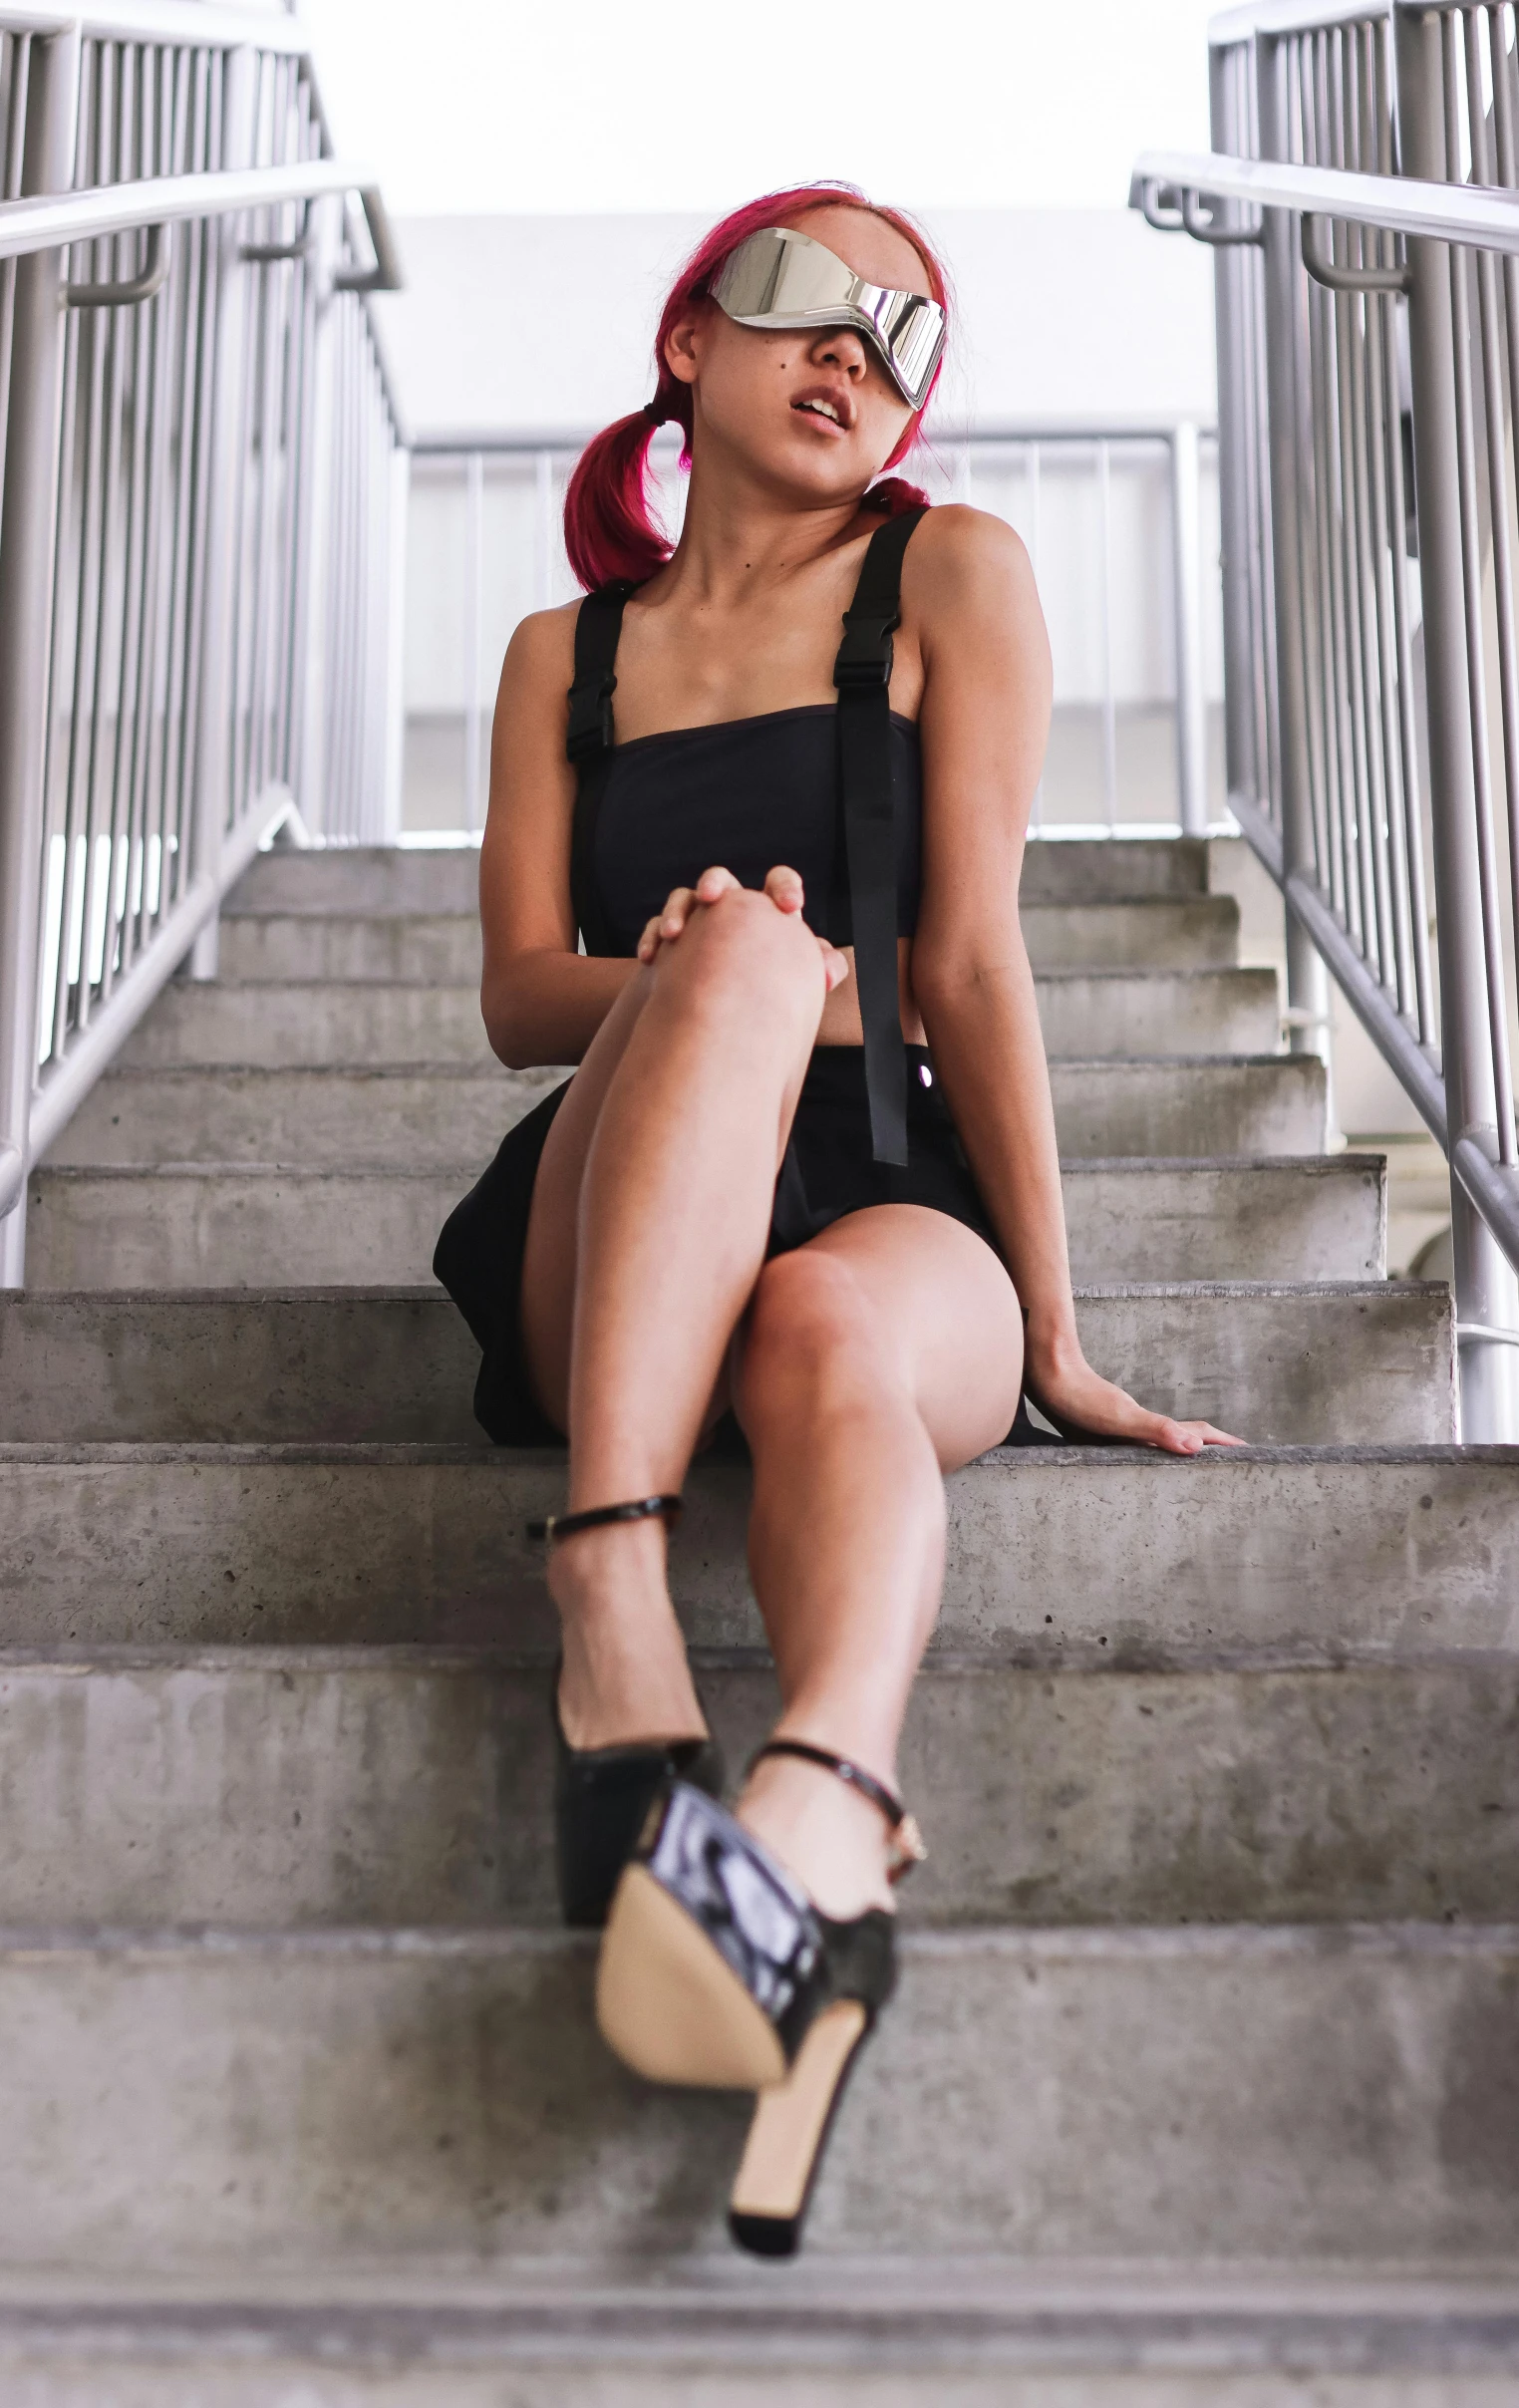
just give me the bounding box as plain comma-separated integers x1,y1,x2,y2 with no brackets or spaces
663,309,704,390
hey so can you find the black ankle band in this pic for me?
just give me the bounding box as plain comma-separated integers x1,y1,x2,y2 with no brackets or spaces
749,1738,927,1882
749,1738,906,1831
528,1494,683,1546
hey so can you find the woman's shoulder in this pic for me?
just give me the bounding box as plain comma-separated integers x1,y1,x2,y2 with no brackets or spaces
496,600,580,725
504,599,580,677
903,504,1043,646
907,502,1032,585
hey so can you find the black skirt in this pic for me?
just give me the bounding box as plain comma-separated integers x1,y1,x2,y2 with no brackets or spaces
433,1043,1002,1446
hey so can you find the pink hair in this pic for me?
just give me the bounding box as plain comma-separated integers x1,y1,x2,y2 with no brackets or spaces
563,183,950,594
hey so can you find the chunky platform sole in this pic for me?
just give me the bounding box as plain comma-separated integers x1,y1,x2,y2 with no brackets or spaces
728,1997,870,2258
596,1863,788,2089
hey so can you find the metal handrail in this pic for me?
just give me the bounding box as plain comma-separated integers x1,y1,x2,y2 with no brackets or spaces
1208,2,1395,44
0,159,398,282
1131,151,1519,254
1147,0,1519,1437
0,1,310,49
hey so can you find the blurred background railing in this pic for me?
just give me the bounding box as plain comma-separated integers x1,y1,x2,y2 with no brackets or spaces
0,2,403,1281
400,420,1225,843
1134,0,1519,1436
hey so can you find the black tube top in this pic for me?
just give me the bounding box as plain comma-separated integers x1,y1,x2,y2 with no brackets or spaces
580,702,922,958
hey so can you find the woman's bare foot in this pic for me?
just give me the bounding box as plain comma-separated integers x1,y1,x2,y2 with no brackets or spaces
549,1520,708,1750
737,1744,896,1920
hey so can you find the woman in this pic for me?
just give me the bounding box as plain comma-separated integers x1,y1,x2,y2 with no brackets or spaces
436,183,1239,2258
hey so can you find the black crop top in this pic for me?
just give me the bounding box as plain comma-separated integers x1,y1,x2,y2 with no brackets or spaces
584,704,922,958
566,507,927,1166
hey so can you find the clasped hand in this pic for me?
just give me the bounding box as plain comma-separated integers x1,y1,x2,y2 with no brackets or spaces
636,863,851,992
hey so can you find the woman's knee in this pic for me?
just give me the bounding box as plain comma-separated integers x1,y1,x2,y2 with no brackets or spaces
739,1248,901,1414
655,886,823,1032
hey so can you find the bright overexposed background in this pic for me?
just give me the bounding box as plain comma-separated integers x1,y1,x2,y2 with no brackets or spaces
303,0,1217,218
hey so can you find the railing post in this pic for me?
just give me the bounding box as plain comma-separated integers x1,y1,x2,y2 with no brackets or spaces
1170,419,1209,836
0,27,79,1288
382,441,410,840
292,190,344,838
1209,38,1262,809
188,45,257,981
1395,6,1519,1439
1256,33,1335,1097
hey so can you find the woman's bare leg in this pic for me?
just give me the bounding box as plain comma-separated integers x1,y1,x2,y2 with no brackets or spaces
518,888,828,1751
732,1205,1025,1915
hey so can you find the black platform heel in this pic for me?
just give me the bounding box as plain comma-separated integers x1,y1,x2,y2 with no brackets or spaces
595,1739,925,2258
530,1494,725,1930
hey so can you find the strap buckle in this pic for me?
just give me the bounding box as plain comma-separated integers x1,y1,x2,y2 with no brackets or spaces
566,671,616,762
832,611,896,691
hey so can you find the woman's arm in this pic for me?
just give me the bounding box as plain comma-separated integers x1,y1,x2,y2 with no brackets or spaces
477,604,638,1068
906,507,1239,1451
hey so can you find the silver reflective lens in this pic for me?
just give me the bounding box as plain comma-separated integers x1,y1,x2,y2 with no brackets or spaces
711,226,946,412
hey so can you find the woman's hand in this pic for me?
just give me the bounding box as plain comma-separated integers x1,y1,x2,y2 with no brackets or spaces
636,863,850,991
1024,1328,1244,1455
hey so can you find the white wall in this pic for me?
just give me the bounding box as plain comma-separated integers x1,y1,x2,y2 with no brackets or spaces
372,207,1217,442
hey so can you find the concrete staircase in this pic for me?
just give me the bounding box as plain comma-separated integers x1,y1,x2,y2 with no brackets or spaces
2,834,1516,2401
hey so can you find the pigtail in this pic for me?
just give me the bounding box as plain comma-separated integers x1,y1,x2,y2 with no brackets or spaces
563,408,678,593
863,474,931,518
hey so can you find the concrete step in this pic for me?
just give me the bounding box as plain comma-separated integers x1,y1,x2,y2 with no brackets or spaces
213,896,1242,984
227,834,1213,918
1,1649,1507,1930
50,1054,1328,1171
0,2269,1515,2401
0,1282,1452,1446
123,971,1283,1069
22,1157,1386,1289
1,1443,1512,1654
0,1921,1512,2270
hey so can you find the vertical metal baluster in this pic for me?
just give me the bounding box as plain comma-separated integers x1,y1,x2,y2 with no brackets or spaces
1260,25,1334,1076
1358,22,1419,1025
1028,440,1043,830
1325,33,1379,967
1315,41,1362,939
1209,32,1264,819
1301,34,1343,908
72,44,127,1036
166,47,214,921
1462,4,1519,1161
1171,419,1208,835
1249,142,1283,827
100,49,153,996
1345,24,1399,989
1301,34,1343,909
52,54,106,1054
1488,0,1519,1071
1097,438,1117,830
148,45,197,934
463,447,483,833
0,36,33,476
184,43,252,974
1444,15,1518,1164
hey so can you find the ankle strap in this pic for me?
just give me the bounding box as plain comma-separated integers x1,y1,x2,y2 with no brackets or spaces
528,1494,682,1546
749,1738,927,1884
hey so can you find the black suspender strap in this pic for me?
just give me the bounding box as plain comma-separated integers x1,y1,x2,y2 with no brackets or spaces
833,507,926,1168
567,581,633,759
567,582,635,956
